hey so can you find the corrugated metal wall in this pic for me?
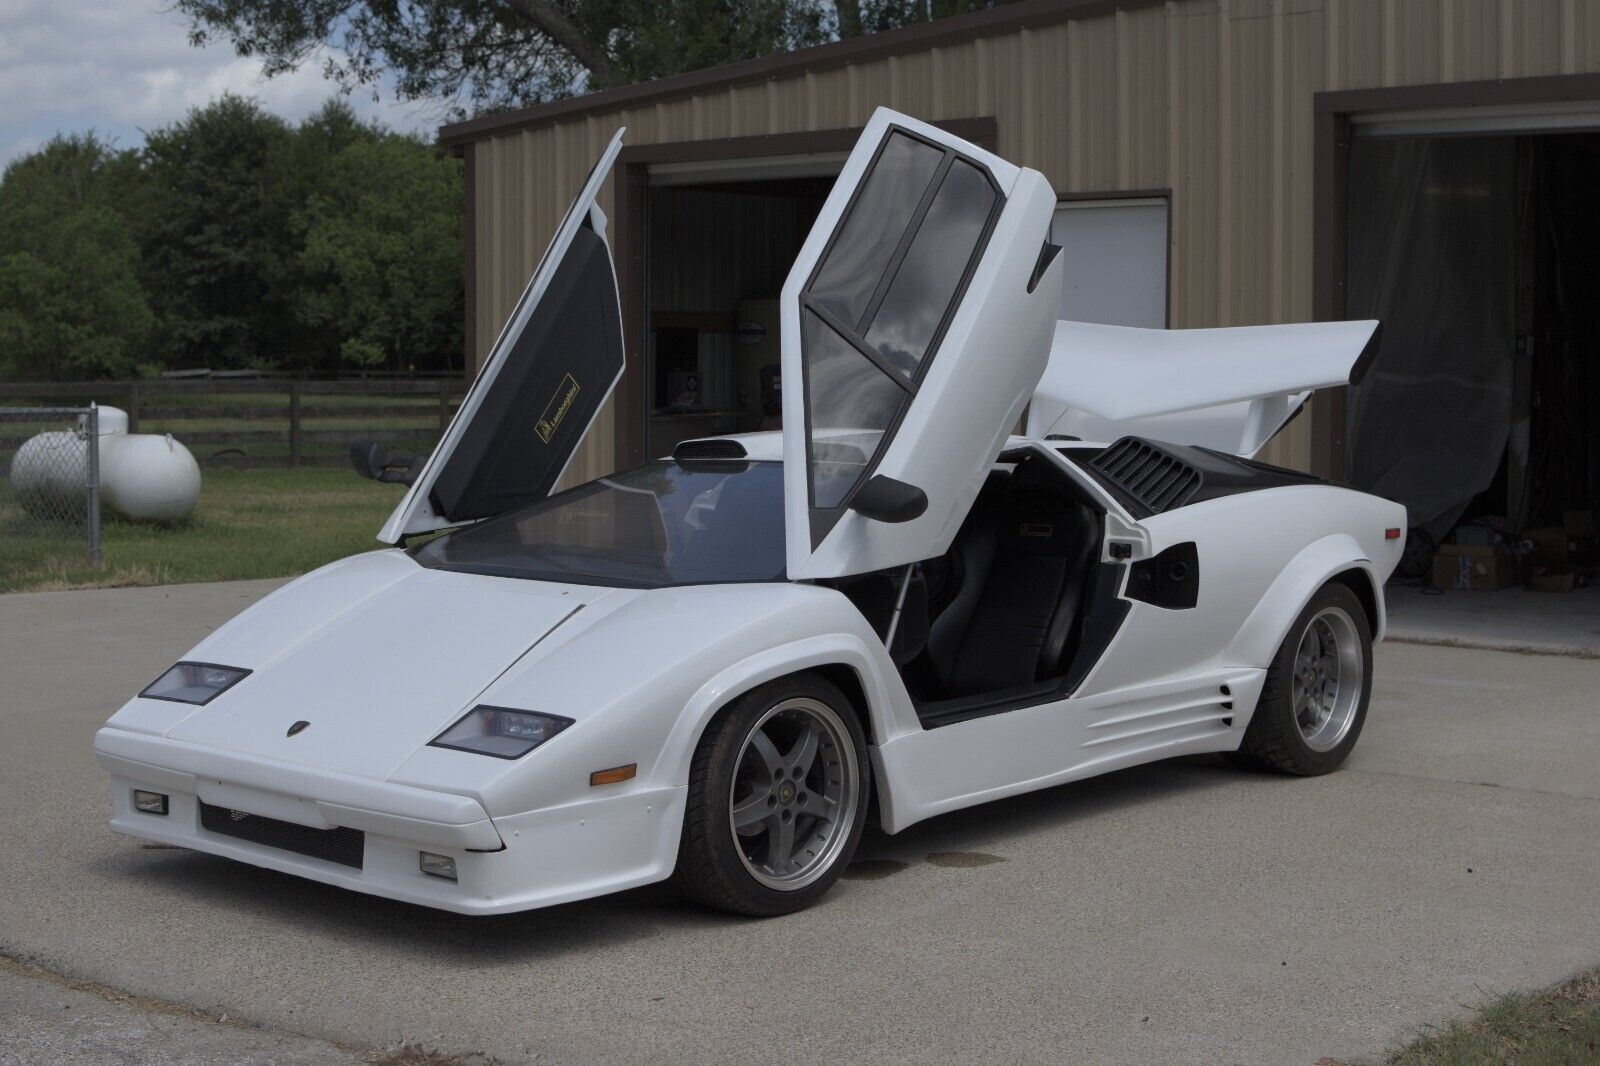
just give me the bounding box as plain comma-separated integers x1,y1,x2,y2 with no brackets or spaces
467,0,1600,478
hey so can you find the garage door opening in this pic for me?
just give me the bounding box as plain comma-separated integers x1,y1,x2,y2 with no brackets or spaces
1346,128,1599,607
644,170,837,458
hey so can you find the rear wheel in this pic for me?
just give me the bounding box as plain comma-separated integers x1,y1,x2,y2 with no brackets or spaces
1235,581,1372,775
674,673,870,915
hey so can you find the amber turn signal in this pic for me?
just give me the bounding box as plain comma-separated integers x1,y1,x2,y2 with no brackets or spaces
589,763,637,786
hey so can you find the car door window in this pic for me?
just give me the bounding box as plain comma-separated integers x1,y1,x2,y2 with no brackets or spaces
799,129,1004,545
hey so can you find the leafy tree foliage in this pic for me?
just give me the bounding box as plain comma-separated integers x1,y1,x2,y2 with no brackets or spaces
174,0,1021,115
0,98,463,379
138,96,297,371
0,135,154,379
297,137,464,373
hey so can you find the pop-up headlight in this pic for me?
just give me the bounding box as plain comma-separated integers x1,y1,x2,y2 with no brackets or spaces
140,662,251,705
430,706,573,759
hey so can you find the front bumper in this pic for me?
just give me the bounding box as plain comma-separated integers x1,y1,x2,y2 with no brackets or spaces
96,728,686,915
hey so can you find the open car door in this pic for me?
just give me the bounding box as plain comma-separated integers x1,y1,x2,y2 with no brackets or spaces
781,109,1064,580
378,129,627,543
1027,318,1381,456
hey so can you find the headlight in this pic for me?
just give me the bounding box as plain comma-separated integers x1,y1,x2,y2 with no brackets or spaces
140,662,250,705
429,706,574,759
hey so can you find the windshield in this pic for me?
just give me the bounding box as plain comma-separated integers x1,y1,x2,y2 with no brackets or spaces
413,460,786,588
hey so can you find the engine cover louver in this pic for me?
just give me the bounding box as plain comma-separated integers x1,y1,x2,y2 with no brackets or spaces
1088,437,1203,516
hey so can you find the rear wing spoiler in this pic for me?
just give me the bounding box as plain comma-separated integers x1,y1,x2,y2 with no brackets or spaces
1027,319,1381,457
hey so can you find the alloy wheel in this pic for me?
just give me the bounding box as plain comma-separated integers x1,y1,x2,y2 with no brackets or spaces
728,697,860,891
1291,605,1364,752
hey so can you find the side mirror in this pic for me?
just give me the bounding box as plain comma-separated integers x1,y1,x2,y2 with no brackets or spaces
349,439,421,486
848,475,928,524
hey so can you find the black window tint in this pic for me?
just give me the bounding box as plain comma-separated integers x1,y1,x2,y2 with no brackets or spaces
806,133,943,328
797,126,1005,547
413,461,786,587
863,160,997,375
803,311,906,509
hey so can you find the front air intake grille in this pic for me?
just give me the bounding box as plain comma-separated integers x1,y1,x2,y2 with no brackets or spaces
1088,437,1203,516
199,801,365,869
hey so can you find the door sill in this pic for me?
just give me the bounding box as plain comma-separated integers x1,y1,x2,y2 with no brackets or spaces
915,680,1066,730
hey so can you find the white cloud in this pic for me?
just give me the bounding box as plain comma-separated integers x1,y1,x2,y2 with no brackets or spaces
0,0,443,165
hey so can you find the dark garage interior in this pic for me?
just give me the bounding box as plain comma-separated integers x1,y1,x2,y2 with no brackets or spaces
1347,130,1599,612
644,174,833,458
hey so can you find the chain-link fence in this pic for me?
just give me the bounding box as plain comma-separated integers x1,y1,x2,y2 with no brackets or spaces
1,407,102,581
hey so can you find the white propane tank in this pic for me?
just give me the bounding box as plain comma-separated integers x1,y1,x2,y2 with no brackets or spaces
7,405,201,522
101,432,202,520
9,430,88,519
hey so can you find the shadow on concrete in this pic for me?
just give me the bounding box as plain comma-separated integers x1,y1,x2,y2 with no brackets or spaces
112,754,1244,966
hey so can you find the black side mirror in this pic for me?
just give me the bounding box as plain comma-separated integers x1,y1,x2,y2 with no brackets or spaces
849,475,928,523
349,438,421,486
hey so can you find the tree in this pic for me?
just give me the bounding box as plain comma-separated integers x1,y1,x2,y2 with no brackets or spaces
0,135,154,379
296,137,464,373
265,99,387,373
0,97,467,380
842,0,1020,36
176,0,832,114
138,95,296,371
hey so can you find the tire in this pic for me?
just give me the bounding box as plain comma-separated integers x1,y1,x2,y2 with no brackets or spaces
673,672,871,916
1234,581,1373,776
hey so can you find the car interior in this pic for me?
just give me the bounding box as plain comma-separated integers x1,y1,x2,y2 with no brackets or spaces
826,448,1121,728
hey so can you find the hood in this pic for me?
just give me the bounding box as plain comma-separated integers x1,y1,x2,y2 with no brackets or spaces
161,553,627,781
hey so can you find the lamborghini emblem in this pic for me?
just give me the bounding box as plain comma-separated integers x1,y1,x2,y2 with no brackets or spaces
535,373,581,443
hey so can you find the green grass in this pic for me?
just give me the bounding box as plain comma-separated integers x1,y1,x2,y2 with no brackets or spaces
1382,969,1600,1065
0,466,405,593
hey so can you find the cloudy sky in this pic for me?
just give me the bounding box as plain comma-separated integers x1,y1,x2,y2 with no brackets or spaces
0,0,443,167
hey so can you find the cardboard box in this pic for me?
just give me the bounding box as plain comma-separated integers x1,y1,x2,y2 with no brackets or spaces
1454,525,1499,548
1525,526,1569,568
1433,544,1517,591
1528,571,1580,593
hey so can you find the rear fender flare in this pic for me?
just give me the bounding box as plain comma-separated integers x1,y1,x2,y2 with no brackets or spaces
1226,534,1382,669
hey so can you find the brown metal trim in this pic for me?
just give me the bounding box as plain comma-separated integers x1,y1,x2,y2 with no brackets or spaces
439,0,1155,146
462,142,478,377
616,117,997,165
612,159,650,468
1054,187,1170,202
1309,73,1600,481
1310,110,1351,481
1315,72,1600,116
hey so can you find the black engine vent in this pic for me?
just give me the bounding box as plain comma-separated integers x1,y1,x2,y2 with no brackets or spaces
673,438,748,462
1088,437,1203,516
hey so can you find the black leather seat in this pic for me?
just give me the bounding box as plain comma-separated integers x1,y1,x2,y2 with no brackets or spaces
926,459,1100,698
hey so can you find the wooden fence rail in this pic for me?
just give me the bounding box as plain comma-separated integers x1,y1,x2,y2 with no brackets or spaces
0,378,466,468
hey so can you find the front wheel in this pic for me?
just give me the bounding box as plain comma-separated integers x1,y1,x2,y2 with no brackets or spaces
673,673,870,916
1234,581,1373,775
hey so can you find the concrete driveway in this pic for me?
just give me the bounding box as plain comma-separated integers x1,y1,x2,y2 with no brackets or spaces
1,579,1597,1064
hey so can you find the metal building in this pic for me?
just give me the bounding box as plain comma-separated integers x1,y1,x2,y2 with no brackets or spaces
440,0,1600,542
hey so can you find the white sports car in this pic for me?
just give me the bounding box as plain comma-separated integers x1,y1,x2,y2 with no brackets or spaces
96,110,1403,916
